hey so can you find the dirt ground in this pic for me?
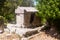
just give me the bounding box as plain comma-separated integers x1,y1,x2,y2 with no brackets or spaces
29,26,60,40
0,32,20,40
29,32,58,40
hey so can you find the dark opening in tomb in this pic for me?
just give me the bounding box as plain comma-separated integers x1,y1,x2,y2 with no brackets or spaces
30,13,35,24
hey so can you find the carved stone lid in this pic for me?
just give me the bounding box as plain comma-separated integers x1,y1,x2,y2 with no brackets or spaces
15,6,38,14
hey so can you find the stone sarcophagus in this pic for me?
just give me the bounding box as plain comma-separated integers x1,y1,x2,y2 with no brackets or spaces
15,6,41,28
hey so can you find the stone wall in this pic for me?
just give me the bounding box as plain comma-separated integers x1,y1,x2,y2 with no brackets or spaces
24,12,31,27
32,15,41,26
16,12,41,28
24,12,41,28
16,13,24,27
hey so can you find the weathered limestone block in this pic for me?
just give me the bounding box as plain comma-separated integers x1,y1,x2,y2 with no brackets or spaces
24,30,38,37
7,24,16,33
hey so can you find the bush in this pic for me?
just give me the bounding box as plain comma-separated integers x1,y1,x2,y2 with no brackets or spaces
36,0,60,32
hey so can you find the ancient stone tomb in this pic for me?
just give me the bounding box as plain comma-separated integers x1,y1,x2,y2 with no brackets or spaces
15,6,40,28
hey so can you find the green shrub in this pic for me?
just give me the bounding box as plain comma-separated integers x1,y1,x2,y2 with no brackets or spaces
36,0,60,32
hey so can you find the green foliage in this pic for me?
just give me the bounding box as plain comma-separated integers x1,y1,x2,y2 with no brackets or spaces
0,0,22,23
0,16,6,25
0,0,34,23
20,0,34,7
4,0,23,22
36,0,60,24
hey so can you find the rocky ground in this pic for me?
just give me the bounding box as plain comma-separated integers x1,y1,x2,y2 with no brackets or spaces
29,27,60,40
29,32,58,40
6,24,60,40
0,32,20,40
0,31,59,40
